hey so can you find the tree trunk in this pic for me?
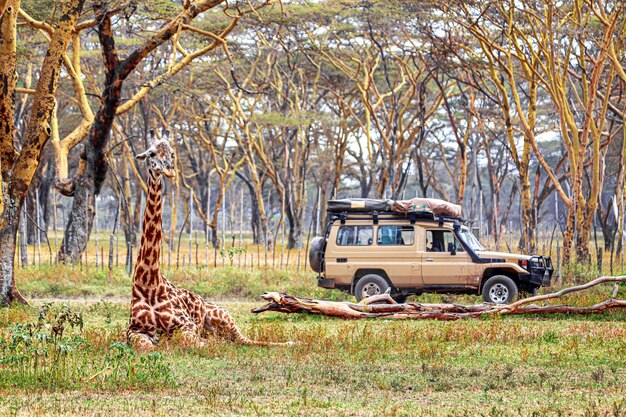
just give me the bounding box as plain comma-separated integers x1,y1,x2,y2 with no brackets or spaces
0,0,18,179
0,207,26,305
249,195,263,245
38,157,55,238
286,206,303,249
252,275,626,320
118,151,136,248
240,164,270,248
519,173,535,253
284,182,304,250
132,186,143,245
576,210,591,264
58,84,119,261
319,185,329,236
25,158,52,244
58,3,121,262
0,0,85,304
237,172,265,245
25,191,36,244
562,204,576,265
58,176,95,262
57,0,228,262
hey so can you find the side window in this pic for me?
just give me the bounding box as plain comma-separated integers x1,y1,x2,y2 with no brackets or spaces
426,230,463,252
377,226,414,245
336,226,373,246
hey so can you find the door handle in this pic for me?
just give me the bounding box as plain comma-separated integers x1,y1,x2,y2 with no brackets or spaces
425,258,434,262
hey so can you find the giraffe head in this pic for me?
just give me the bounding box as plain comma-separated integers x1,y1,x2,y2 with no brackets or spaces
135,129,175,179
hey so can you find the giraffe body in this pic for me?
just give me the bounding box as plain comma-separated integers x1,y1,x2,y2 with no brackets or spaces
127,130,286,349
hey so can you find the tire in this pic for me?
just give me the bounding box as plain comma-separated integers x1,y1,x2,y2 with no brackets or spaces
308,237,325,273
354,274,390,302
481,275,519,304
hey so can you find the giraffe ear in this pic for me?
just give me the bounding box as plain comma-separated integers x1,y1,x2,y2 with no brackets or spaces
149,129,156,145
162,128,170,141
135,150,150,161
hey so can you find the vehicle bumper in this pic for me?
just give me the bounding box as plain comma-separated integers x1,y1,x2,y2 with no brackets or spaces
519,272,550,287
520,256,554,287
317,277,335,289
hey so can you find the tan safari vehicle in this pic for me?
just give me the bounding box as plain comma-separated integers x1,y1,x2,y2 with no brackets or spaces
309,198,554,304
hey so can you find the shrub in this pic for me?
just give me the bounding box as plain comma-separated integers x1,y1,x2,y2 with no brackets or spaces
0,303,174,391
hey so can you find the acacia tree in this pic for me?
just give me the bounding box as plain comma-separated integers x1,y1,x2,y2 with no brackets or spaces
212,59,272,247
441,1,543,252
0,0,85,306
507,0,619,263
444,0,623,261
589,0,626,258
57,0,273,262
303,3,443,200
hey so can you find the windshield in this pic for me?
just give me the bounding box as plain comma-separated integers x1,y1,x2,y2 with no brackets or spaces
458,227,484,251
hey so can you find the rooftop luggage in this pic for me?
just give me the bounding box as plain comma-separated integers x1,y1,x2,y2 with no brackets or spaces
327,197,461,217
392,197,462,217
327,198,392,213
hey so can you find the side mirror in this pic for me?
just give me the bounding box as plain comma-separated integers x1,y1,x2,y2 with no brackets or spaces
448,242,456,255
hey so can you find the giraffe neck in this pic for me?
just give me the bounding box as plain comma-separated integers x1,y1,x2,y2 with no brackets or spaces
133,171,164,288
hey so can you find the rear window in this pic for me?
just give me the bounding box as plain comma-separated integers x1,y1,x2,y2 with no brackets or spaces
336,226,373,246
377,226,414,245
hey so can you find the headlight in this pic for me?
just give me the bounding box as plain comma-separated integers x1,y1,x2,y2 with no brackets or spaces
520,258,542,270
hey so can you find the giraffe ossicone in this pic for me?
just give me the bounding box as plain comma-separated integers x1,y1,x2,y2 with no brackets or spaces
127,127,292,349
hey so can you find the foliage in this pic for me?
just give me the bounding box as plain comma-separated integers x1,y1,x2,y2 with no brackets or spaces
219,246,247,267
0,303,174,391
0,303,84,389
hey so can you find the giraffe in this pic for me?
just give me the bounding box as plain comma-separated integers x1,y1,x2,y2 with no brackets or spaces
127,129,290,349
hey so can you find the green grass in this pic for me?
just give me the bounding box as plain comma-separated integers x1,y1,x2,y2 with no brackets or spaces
2,268,626,416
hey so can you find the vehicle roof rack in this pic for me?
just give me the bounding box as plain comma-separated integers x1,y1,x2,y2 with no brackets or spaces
327,210,462,225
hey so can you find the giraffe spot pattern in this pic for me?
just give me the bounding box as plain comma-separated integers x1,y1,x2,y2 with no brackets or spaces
127,152,287,349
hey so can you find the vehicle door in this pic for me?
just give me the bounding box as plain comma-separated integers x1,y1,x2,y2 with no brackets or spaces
421,229,470,286
374,225,421,287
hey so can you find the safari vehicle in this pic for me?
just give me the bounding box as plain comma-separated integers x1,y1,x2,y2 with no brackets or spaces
308,198,554,304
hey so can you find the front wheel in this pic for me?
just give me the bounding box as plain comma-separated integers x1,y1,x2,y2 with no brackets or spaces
481,275,519,304
354,274,390,302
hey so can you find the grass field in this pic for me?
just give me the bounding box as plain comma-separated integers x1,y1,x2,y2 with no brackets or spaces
1,267,626,416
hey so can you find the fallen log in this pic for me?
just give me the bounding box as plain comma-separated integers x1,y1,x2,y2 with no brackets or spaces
251,276,626,320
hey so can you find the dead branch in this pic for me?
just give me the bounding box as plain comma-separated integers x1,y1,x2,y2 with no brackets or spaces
251,276,626,320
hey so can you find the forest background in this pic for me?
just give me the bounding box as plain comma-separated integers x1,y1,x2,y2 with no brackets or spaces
1,0,625,304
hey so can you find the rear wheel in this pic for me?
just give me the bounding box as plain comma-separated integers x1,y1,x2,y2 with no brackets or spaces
308,237,325,273
354,274,390,302
481,275,518,304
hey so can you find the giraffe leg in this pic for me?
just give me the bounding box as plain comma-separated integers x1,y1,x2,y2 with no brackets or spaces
169,319,204,348
127,329,156,351
204,306,293,346
180,326,205,347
